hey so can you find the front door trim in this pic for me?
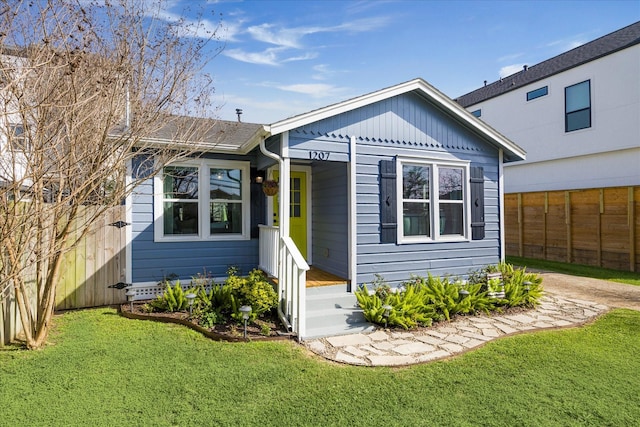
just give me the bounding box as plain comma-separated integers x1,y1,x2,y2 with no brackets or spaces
267,164,312,265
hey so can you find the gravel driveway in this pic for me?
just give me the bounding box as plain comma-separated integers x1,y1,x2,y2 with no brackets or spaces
538,272,640,311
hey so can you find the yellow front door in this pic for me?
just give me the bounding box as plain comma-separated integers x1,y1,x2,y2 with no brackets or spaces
273,171,307,259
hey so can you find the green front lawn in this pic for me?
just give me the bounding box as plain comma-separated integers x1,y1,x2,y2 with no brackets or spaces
1,308,639,426
507,256,640,286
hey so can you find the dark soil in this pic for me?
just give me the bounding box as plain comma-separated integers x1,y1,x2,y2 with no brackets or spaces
120,302,293,342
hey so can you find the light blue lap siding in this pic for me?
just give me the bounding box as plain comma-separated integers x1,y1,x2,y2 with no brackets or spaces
131,153,260,284
310,161,349,278
285,91,503,287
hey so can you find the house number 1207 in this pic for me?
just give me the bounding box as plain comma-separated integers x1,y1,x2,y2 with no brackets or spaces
309,151,330,160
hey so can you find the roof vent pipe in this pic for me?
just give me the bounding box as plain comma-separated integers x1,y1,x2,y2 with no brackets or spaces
236,108,243,122
523,65,528,71
484,80,487,86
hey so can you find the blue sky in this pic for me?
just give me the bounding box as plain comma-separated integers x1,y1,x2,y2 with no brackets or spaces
158,0,640,124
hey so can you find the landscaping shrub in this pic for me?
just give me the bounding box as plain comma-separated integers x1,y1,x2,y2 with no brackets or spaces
355,280,433,329
356,263,543,329
225,267,278,321
144,268,278,327
148,280,196,312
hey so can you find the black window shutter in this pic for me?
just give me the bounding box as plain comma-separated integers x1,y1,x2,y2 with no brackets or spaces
380,159,397,243
470,166,485,240
250,168,265,238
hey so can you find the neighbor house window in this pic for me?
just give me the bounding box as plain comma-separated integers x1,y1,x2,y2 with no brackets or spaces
8,123,28,151
398,159,469,243
155,159,250,241
471,109,481,118
526,86,548,101
565,80,591,132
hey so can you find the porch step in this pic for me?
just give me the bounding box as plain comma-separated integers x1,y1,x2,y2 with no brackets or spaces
304,284,375,340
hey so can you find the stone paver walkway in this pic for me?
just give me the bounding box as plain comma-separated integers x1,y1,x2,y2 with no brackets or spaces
304,295,608,367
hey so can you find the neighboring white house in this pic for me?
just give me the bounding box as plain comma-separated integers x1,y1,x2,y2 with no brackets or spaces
456,21,640,194
456,22,640,272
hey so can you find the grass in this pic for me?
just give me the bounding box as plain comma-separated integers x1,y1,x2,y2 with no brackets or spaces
1,308,639,426
507,256,640,287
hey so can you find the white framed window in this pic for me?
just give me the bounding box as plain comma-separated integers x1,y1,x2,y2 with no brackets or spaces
397,158,470,243
154,159,250,242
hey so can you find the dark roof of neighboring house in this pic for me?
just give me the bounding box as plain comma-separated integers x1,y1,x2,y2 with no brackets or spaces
455,21,640,108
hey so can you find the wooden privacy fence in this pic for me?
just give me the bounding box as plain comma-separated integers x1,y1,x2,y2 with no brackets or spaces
56,205,128,310
505,186,639,272
1,205,127,346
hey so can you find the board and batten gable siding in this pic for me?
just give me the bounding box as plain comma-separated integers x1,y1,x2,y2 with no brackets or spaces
284,91,502,286
130,153,259,284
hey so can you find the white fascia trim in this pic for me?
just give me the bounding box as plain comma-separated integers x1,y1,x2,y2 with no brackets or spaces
348,135,357,290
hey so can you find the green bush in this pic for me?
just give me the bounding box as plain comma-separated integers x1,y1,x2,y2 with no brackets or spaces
468,263,544,308
225,268,277,321
148,280,196,312
356,263,542,329
355,278,433,329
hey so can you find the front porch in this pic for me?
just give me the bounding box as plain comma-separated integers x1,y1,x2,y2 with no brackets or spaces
258,225,370,340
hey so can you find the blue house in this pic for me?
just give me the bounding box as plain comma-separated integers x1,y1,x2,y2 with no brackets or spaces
126,78,525,339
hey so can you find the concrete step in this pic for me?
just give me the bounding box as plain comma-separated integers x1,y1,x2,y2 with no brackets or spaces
303,285,373,339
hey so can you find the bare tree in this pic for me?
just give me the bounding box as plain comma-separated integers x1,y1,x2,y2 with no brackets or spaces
0,0,222,349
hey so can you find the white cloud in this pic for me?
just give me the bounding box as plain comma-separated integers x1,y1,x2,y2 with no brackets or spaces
276,83,347,98
497,52,524,63
499,64,525,78
222,47,286,66
546,35,588,53
225,16,392,66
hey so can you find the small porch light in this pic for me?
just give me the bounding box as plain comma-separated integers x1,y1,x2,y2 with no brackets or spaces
382,304,392,329
239,305,252,338
186,293,196,315
255,175,264,184
125,288,136,312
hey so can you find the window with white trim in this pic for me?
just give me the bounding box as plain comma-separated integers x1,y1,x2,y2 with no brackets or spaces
155,159,250,241
398,159,469,243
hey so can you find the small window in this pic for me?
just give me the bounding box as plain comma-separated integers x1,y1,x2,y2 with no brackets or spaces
565,80,591,132
526,86,548,101
163,166,199,236
471,109,481,118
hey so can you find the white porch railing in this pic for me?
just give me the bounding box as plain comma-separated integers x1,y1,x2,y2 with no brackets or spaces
258,225,279,277
258,225,309,340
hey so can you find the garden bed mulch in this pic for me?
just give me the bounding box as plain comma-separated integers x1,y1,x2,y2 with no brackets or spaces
119,302,295,342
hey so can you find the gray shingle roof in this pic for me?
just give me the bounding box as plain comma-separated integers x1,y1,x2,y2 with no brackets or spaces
111,116,267,154
455,21,640,108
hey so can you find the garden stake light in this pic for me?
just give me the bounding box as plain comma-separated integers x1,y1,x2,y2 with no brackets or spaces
186,293,196,315
524,281,532,292
382,305,392,329
239,305,252,338
125,289,136,312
